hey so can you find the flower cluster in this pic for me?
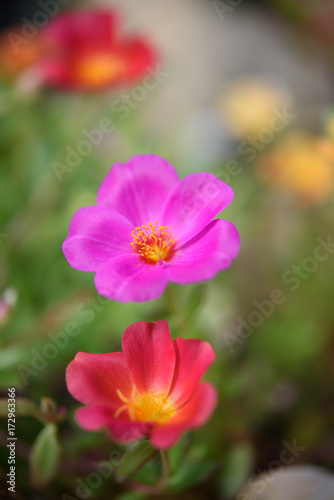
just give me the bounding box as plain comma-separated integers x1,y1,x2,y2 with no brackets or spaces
49,7,242,460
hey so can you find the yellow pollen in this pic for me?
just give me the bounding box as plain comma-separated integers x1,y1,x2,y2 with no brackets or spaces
114,387,175,423
131,221,176,264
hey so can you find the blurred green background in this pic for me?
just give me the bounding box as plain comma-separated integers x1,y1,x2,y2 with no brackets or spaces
1,0,334,498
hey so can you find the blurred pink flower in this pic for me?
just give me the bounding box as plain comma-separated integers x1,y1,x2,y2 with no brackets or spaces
63,155,240,302
66,320,217,449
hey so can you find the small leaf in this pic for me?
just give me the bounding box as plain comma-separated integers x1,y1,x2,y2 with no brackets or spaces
0,397,40,419
29,424,61,489
220,443,254,497
115,441,158,482
167,460,219,492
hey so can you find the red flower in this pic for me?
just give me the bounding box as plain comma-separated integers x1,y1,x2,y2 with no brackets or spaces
40,10,156,90
66,321,217,449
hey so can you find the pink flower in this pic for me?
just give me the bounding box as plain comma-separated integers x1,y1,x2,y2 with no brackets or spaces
66,321,217,449
63,155,240,302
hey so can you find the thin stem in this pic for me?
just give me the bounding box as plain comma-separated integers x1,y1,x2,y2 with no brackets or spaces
129,449,171,495
165,286,189,334
158,449,171,489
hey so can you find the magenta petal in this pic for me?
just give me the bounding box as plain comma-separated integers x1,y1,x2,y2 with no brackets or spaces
97,155,179,226
76,405,146,443
94,254,169,303
150,383,217,449
162,173,234,245
66,352,133,406
168,338,216,406
122,321,175,395
169,219,240,284
62,206,133,272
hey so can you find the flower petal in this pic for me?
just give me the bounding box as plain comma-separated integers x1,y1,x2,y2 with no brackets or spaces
62,206,133,272
66,352,133,406
168,338,216,406
169,219,240,284
97,155,179,226
94,254,169,303
116,37,157,83
76,404,146,443
44,10,117,51
150,383,217,449
162,173,234,245
122,321,176,395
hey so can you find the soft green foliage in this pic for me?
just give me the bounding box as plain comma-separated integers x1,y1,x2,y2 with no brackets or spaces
1,1,334,498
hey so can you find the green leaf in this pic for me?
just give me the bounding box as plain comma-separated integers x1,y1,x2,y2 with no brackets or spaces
115,441,158,482
29,424,61,489
220,443,253,497
0,397,40,418
167,460,219,492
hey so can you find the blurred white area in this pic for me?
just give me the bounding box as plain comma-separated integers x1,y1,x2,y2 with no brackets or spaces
90,0,332,166
238,465,334,500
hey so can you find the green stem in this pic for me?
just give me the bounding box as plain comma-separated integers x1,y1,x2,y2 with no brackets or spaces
157,450,170,489
165,286,189,333
129,450,170,494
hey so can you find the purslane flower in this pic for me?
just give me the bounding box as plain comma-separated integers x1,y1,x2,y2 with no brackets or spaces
63,154,240,303
39,10,156,90
0,10,155,90
66,321,217,449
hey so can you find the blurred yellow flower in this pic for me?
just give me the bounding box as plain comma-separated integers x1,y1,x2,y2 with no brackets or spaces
257,132,334,205
219,77,289,138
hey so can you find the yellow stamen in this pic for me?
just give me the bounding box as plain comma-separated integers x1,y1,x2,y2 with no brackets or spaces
131,221,176,264
114,386,175,423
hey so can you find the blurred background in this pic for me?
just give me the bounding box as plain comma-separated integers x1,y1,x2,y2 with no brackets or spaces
1,0,334,498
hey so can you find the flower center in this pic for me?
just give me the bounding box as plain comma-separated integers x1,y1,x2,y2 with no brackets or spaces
115,387,175,423
75,54,125,88
131,221,176,264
